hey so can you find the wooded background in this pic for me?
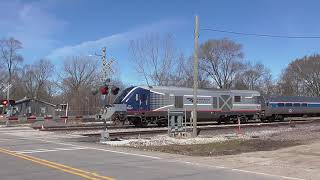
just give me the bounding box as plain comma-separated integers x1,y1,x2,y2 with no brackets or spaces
1,35,319,115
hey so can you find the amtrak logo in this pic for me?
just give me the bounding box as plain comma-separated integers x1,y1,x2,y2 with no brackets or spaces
186,98,194,103
186,97,210,104
127,105,133,110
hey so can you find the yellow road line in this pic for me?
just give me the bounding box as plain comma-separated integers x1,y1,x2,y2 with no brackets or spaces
0,147,115,180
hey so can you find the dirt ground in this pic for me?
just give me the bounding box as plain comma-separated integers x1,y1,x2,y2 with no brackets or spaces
37,119,320,180
141,139,302,156
123,121,320,179
127,121,320,158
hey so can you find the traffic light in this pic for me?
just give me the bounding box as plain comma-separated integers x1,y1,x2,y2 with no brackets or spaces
100,86,109,95
111,87,120,95
1,99,8,106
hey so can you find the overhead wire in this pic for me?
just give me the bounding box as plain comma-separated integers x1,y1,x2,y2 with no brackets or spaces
201,28,320,39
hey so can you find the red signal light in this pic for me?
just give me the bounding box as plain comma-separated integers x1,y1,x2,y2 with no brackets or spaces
100,86,109,95
1,100,8,106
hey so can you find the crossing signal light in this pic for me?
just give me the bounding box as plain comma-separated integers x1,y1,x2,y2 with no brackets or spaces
100,86,109,95
111,87,120,95
1,100,8,106
100,85,120,95
9,100,15,106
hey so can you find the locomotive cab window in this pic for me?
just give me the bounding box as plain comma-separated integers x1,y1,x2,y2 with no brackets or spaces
234,96,241,102
285,103,292,107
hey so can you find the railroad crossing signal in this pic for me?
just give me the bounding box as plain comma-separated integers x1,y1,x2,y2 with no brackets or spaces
1,83,12,93
1,99,15,107
100,85,120,95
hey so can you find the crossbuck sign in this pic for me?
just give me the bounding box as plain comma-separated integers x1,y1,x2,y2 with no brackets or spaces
0,83,12,93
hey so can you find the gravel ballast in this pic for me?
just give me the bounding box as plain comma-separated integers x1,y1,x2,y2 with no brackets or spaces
101,121,320,156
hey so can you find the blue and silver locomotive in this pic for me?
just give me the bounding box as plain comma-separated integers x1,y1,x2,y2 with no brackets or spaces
113,86,262,127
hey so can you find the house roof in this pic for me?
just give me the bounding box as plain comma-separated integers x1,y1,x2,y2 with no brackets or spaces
15,97,56,107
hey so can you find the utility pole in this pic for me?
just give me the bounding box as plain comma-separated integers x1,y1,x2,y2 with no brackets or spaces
192,15,199,137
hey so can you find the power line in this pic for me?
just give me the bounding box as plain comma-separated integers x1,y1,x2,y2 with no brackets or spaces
201,28,320,39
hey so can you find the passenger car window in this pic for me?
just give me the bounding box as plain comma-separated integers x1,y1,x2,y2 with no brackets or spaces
278,103,284,107
301,103,307,107
293,103,300,107
285,103,292,107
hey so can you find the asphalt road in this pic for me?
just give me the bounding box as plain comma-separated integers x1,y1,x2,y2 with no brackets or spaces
0,127,288,180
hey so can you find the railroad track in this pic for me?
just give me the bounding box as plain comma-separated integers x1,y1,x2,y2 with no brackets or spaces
33,121,216,131
33,118,319,133
82,119,320,137
34,124,135,131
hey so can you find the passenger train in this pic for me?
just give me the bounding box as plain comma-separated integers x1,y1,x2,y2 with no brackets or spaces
111,86,320,127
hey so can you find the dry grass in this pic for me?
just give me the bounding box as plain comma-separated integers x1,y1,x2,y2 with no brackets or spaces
138,139,302,156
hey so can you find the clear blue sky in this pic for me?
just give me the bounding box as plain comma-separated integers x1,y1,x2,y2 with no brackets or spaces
1,0,320,85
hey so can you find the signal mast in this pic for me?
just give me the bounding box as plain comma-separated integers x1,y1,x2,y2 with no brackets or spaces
94,47,119,142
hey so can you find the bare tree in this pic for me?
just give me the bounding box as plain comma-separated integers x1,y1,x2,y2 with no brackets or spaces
0,37,23,83
234,62,273,95
17,59,55,100
62,56,98,92
199,38,244,89
129,34,177,86
278,55,320,96
59,56,100,115
172,53,210,88
33,59,54,98
276,70,300,96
